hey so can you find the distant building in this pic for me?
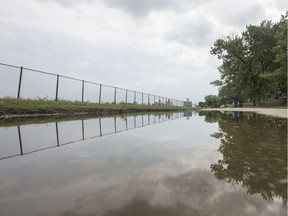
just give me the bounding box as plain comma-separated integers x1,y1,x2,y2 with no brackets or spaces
184,98,192,107
184,112,192,117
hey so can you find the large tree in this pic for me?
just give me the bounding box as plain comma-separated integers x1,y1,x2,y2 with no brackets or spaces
210,15,287,106
207,112,287,205
261,14,287,104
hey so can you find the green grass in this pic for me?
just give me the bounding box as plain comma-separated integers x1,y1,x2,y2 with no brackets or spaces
242,99,287,108
0,98,195,116
221,99,286,108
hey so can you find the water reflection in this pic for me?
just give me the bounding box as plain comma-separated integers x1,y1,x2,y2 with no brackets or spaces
202,111,287,205
0,113,184,160
0,111,286,216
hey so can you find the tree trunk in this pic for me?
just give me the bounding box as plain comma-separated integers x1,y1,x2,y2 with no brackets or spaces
255,92,261,107
252,99,256,106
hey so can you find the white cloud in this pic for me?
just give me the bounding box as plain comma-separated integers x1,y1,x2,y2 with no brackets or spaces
164,15,216,47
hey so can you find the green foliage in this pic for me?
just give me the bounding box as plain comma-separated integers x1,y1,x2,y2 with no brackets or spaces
204,95,220,107
208,112,287,205
210,14,287,106
197,101,205,108
261,14,288,104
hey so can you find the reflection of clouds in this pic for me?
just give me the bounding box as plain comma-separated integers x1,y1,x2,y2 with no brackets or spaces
162,170,217,207
1,158,285,215
53,170,285,216
103,199,193,216
0,117,286,216
161,170,285,216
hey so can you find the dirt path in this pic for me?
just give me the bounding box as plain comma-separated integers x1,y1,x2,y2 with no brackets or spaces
202,108,287,118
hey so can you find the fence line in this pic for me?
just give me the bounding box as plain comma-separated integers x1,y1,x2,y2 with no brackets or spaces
0,62,184,106
0,112,185,161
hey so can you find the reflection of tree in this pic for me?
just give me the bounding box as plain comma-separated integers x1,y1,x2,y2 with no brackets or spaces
198,111,223,123
209,112,287,205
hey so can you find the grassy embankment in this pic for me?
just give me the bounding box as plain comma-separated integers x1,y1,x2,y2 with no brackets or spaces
223,99,287,108
0,98,196,118
243,99,287,108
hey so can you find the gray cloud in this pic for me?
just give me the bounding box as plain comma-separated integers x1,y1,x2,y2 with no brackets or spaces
165,18,215,47
0,17,215,101
38,0,215,16
213,2,266,26
274,0,286,11
103,0,182,17
36,0,96,7
102,0,214,17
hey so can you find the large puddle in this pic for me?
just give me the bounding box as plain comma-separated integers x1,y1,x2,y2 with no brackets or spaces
0,112,286,216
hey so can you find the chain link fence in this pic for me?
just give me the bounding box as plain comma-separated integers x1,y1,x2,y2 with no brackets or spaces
0,62,184,106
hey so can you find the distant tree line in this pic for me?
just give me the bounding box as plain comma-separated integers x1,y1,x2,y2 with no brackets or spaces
208,13,287,107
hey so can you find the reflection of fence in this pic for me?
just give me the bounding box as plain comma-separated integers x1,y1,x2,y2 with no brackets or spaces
0,62,184,106
0,113,186,160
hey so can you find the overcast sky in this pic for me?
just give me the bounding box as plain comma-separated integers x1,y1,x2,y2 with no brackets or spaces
0,0,285,103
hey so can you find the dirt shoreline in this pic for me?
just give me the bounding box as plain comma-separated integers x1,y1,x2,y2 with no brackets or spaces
202,108,287,118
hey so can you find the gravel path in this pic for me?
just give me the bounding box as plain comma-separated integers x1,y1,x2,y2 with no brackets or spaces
202,108,287,118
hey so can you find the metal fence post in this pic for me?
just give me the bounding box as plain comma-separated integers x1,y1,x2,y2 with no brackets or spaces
82,120,85,140
17,126,23,156
99,118,102,136
125,89,128,104
82,80,85,102
142,93,144,105
114,117,117,133
99,84,102,103
55,74,59,101
148,94,150,105
55,122,60,147
114,87,117,104
134,91,136,104
17,67,23,99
